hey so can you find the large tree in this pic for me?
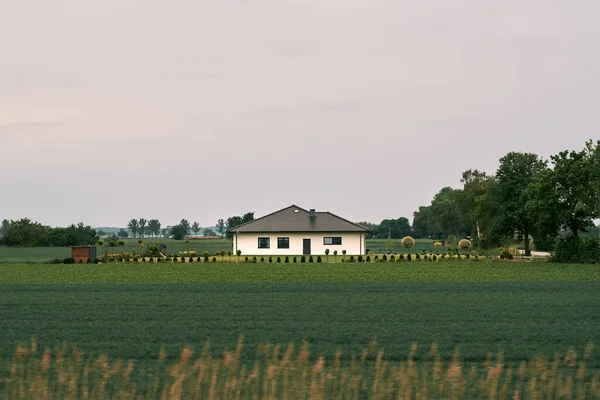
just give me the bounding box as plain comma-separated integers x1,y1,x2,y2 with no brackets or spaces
494,152,547,255
0,219,10,236
429,187,470,238
528,142,599,238
127,219,139,238
375,217,411,239
179,219,190,235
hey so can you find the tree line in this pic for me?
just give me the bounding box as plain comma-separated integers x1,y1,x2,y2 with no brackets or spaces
411,139,600,256
0,219,98,247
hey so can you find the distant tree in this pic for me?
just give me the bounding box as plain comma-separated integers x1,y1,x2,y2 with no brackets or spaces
375,217,411,239
148,219,161,237
356,221,378,239
203,228,216,237
191,222,201,235
117,228,129,239
2,218,50,246
127,219,139,238
107,234,119,247
179,219,190,235
225,212,254,239
170,224,188,240
216,219,226,237
0,219,10,236
161,228,168,238
97,229,106,237
138,218,147,238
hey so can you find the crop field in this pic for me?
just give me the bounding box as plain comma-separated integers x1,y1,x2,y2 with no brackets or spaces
1,262,598,398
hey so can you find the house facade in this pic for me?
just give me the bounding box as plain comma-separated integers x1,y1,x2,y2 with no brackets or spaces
227,205,369,256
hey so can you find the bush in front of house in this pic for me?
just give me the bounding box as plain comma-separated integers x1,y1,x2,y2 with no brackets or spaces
308,256,313,263
317,256,322,263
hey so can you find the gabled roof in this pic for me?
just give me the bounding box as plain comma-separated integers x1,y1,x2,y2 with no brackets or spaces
226,205,369,233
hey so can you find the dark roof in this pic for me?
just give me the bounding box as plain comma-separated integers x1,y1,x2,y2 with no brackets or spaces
226,205,369,233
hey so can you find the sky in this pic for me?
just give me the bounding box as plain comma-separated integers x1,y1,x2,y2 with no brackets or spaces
1,0,599,227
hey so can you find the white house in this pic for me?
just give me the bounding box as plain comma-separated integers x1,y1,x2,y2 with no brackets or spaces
227,205,369,256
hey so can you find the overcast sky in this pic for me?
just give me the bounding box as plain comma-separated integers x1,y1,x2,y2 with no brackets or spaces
1,0,599,227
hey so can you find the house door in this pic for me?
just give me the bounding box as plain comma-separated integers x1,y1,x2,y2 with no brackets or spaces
303,239,311,255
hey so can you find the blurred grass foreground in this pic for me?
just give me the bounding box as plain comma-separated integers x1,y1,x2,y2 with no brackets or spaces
1,338,597,399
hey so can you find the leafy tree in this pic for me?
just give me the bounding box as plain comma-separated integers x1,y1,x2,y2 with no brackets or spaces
0,219,10,236
148,219,161,237
356,221,378,239
203,228,216,236
216,219,226,237
191,222,201,235
170,224,188,240
97,229,106,237
493,152,547,255
429,187,469,238
127,219,139,238
179,219,190,235
138,218,147,238
375,218,411,239
225,212,254,239
117,228,129,239
161,228,168,238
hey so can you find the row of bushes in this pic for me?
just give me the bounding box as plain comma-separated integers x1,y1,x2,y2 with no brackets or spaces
550,235,600,264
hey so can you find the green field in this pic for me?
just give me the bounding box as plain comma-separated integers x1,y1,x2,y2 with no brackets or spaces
0,239,441,263
0,263,599,374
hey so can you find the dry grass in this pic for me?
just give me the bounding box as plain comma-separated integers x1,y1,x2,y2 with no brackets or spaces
1,338,598,399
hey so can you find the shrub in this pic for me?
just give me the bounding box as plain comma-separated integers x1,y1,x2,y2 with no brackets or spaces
301,256,306,263
245,256,249,262
401,236,415,251
350,255,355,262
399,254,404,261
382,254,387,262
252,256,257,263
277,256,281,263
212,257,216,262
293,256,297,263
86,258,92,264
500,251,513,260
358,255,363,263
366,255,370,262
284,256,289,263
204,256,209,262
551,235,600,264
214,251,221,257
407,254,412,261
458,239,473,252
390,255,395,262
268,256,272,263
374,255,379,262
415,253,420,260
202,252,210,258
433,255,437,262
260,257,265,263
78,259,84,264
308,256,313,263
317,256,322,263
446,235,456,247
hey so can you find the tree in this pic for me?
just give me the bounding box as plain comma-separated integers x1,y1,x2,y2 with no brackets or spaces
179,219,190,235
127,219,139,238
356,221,378,239
429,187,470,238
0,219,11,236
216,219,226,238
148,219,161,237
117,228,129,239
203,228,216,237
225,212,255,239
170,224,188,240
375,218,411,239
191,222,201,235
1,218,50,246
161,228,168,238
494,152,547,255
138,218,147,238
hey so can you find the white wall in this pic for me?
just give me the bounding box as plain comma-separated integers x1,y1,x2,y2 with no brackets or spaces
233,232,366,256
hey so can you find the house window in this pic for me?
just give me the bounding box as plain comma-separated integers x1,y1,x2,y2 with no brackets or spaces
277,237,290,249
258,237,270,249
324,237,342,245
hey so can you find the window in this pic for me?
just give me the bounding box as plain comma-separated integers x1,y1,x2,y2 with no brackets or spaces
258,237,270,249
277,237,290,249
324,237,342,245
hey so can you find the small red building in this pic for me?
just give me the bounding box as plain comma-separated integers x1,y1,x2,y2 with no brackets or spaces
71,246,97,263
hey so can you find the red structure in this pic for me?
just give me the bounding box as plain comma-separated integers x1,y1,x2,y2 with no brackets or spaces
71,246,97,263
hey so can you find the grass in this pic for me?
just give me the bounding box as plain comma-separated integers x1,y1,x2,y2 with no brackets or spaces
2,338,597,399
0,261,599,284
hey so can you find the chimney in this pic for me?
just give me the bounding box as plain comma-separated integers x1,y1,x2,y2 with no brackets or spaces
309,209,316,220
